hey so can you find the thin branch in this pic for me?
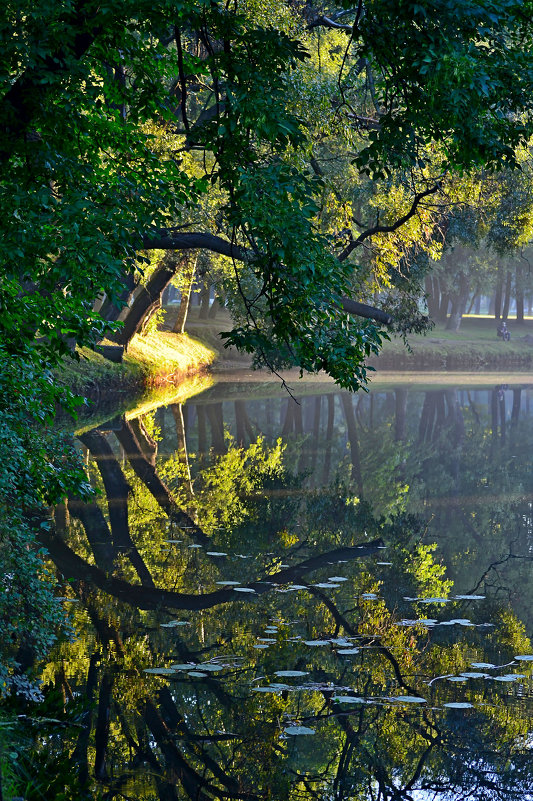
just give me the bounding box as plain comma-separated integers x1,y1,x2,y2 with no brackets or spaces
338,183,442,262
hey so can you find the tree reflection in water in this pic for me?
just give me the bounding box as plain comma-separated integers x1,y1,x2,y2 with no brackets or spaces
16,383,533,800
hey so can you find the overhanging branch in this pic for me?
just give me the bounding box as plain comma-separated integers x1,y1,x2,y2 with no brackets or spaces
338,183,442,262
141,231,391,325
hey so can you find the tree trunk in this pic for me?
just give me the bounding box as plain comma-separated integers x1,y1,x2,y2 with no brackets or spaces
494,270,504,320
425,276,439,320
445,276,469,331
516,262,524,322
437,287,450,323
198,278,210,319
501,270,512,320
112,254,179,346
98,272,136,322
173,253,196,333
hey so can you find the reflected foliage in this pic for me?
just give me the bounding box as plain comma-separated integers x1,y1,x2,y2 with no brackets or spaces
7,385,533,800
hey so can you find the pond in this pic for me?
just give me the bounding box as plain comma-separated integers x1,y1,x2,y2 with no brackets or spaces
25,375,533,799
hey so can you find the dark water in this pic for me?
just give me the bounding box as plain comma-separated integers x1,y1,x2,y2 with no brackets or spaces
32,378,533,799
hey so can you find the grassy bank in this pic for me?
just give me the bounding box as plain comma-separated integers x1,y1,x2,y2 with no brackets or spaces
372,316,533,371
57,330,217,413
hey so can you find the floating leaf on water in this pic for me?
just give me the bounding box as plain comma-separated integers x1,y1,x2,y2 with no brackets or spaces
161,621,189,628
447,677,468,682
216,581,241,586
460,672,489,679
328,576,348,582
361,593,378,600
454,594,485,600
274,670,309,678
200,664,224,672
258,638,276,643
287,585,307,591
336,648,360,655
471,662,495,669
376,561,393,566
164,539,182,543
515,654,533,661
143,668,176,675
449,619,473,626
188,544,202,549
171,664,197,670
330,638,350,646
233,587,256,594
283,726,315,736
333,696,365,704
187,671,208,678
254,644,269,650
304,640,330,647
254,684,290,693
313,582,340,588
493,674,525,682
207,551,227,557
392,696,426,704
444,702,473,709
420,597,450,604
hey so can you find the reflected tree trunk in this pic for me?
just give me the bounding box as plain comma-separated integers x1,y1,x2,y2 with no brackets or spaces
130,417,158,466
340,394,364,497
78,429,155,587
197,406,207,455
114,418,211,546
71,652,99,786
322,394,335,485
171,403,194,500
94,668,114,781
67,497,117,573
394,388,408,442
511,388,521,426
206,402,225,453
234,400,254,447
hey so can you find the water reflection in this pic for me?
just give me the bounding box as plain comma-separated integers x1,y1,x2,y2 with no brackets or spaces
25,380,533,799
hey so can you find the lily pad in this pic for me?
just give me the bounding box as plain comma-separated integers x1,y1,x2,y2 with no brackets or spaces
187,671,208,678
471,662,495,669
161,621,190,628
254,684,290,693
143,668,176,675
233,587,256,593
515,654,533,661
304,640,330,646
333,696,365,704
283,725,315,736
454,594,485,600
207,551,227,557
460,672,488,679
392,696,426,703
444,702,473,709
336,648,360,655
216,581,241,586
328,576,348,582
274,670,309,677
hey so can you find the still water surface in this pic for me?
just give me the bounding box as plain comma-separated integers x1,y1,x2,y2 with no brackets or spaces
41,376,533,799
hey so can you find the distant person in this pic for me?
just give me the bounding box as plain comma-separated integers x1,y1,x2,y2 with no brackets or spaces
497,320,511,341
